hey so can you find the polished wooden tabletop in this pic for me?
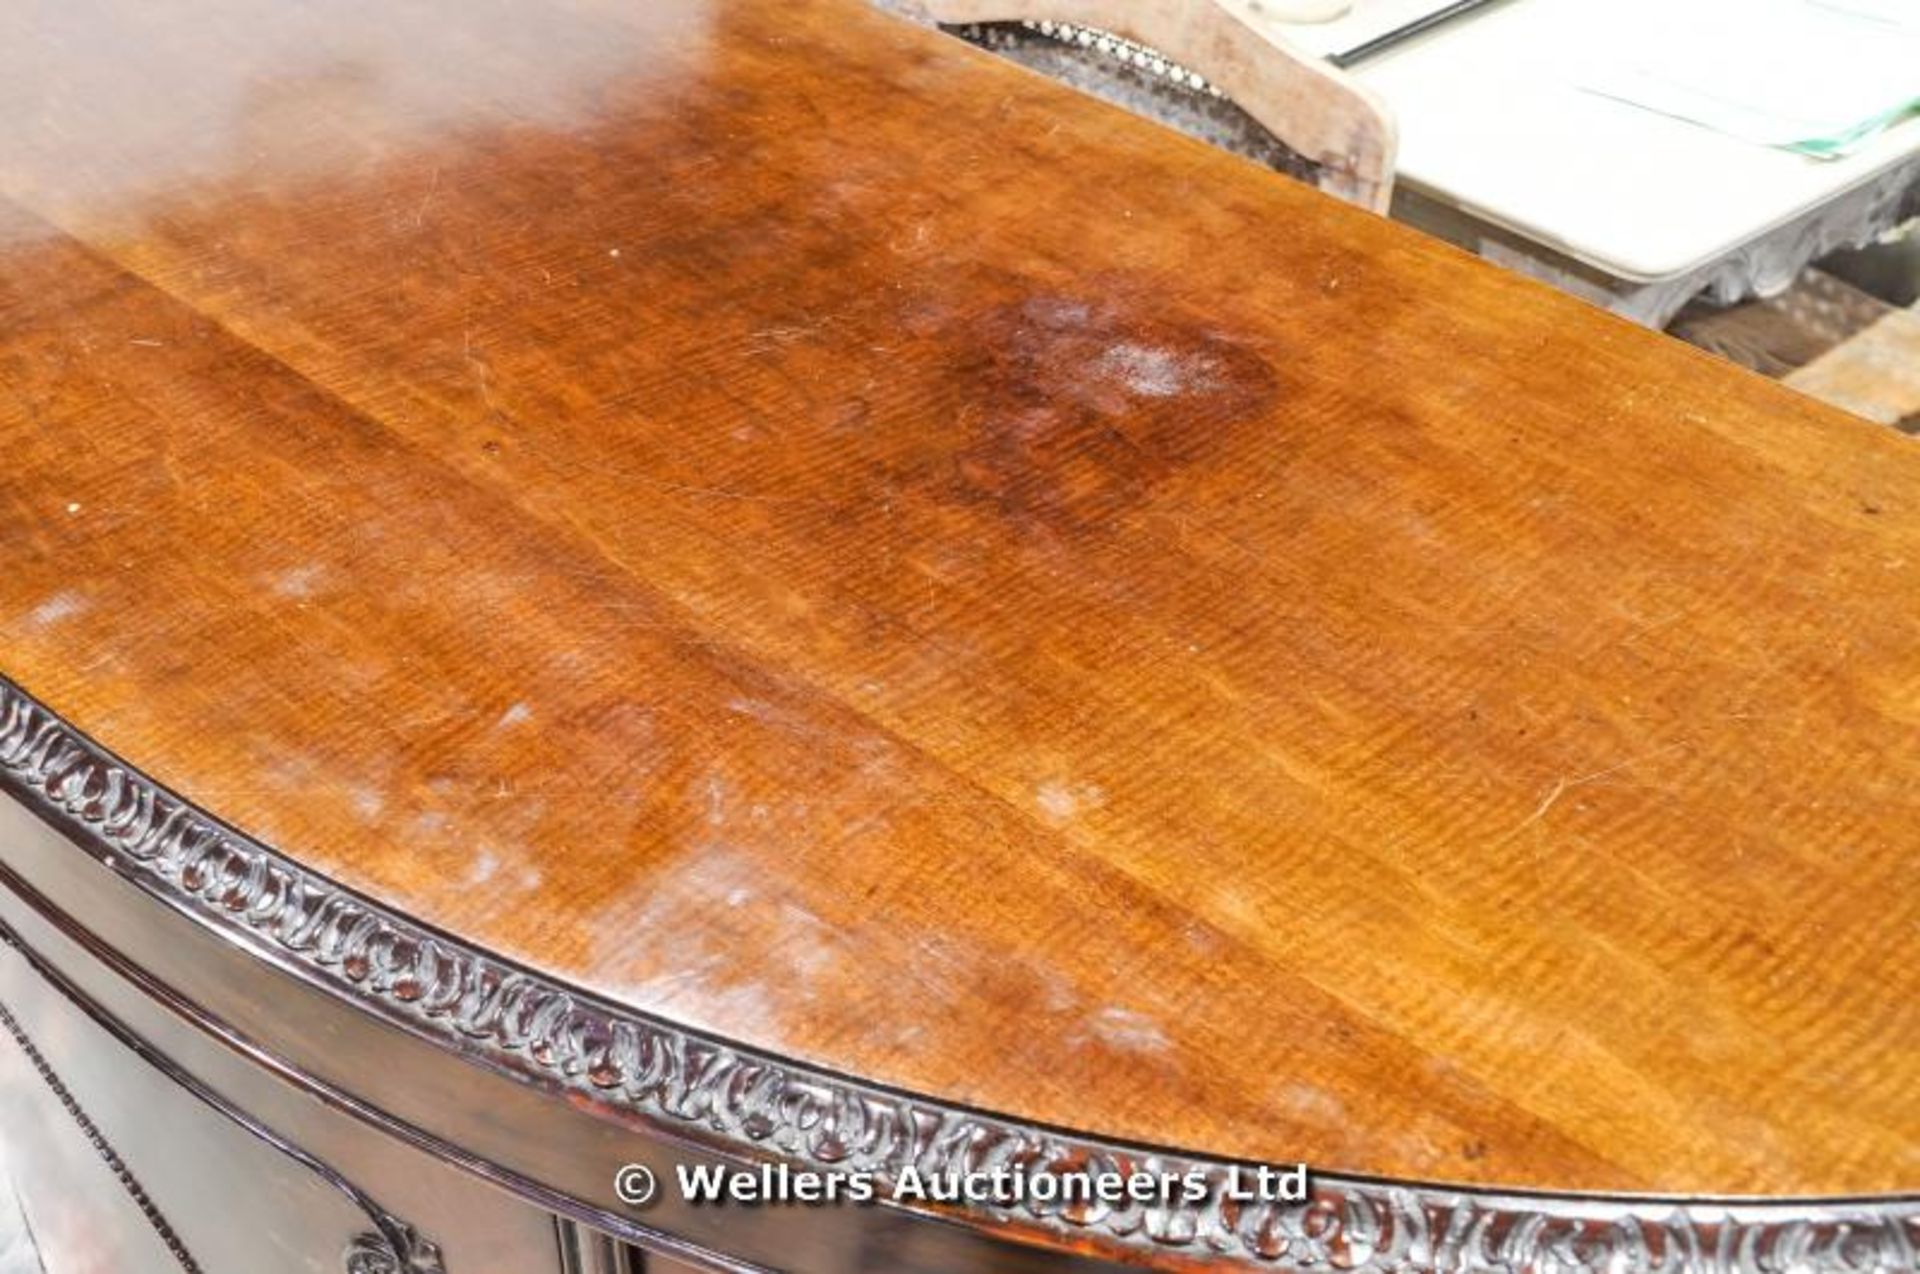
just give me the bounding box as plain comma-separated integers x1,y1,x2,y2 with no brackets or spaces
1,0,1917,1202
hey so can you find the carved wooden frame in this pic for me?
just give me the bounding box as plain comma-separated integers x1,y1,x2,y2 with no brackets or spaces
896,0,1398,211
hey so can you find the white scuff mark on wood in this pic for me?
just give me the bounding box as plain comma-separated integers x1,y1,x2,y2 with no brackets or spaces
1035,779,1107,825
468,847,499,885
347,785,385,820
26,591,89,628
1080,1007,1171,1055
271,564,326,599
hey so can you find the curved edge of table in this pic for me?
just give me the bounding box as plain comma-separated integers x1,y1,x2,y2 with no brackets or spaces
3,672,1917,1274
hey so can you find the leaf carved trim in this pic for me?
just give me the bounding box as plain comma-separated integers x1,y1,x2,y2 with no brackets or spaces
1,676,1917,1273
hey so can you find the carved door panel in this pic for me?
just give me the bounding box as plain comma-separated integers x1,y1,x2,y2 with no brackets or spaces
0,959,370,1266
0,1005,195,1272
0,930,557,1274
0,942,419,1273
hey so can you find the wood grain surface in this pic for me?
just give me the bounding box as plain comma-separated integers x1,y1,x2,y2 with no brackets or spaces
0,0,1917,1200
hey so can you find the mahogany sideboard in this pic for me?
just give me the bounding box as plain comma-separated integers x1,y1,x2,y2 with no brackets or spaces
1,0,1917,1270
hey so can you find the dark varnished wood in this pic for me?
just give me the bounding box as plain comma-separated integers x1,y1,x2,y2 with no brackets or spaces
0,0,1917,1202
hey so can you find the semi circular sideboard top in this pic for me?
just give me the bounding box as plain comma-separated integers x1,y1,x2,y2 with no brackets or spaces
0,0,1917,1269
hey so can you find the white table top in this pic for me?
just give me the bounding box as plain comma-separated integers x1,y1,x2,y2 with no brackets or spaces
1276,0,1920,282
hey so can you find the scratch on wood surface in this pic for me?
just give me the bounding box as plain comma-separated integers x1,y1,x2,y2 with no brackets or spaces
412,165,442,228
462,325,499,415
1502,741,1692,845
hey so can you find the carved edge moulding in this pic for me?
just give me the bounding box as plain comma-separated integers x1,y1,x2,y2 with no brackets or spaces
1,675,1917,1274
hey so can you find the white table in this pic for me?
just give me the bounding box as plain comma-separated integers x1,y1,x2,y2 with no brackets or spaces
1274,0,1920,324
